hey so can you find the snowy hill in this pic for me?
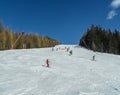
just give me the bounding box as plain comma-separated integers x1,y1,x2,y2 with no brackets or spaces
0,45,120,95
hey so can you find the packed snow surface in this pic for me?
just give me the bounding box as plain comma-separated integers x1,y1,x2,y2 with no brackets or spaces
0,45,120,95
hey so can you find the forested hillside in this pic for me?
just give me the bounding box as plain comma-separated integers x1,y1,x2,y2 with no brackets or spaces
0,22,60,50
79,25,120,54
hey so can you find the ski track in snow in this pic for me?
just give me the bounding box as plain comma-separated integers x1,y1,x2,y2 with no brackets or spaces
0,45,120,95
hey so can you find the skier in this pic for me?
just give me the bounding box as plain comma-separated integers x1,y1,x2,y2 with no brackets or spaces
92,55,95,61
56,48,58,51
52,47,54,51
66,47,70,52
46,59,50,68
69,50,73,56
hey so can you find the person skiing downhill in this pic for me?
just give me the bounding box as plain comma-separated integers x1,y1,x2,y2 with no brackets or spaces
52,47,54,51
92,55,95,61
46,59,49,68
69,50,72,56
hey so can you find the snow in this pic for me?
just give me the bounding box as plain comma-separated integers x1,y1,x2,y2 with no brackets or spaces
0,45,120,95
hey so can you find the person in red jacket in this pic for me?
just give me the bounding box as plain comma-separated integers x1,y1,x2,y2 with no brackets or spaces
46,59,49,68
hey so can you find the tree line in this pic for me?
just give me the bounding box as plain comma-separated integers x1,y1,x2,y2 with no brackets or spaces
0,22,60,50
79,25,120,55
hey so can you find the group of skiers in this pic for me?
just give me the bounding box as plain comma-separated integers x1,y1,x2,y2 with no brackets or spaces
52,46,73,56
45,46,96,68
45,46,73,68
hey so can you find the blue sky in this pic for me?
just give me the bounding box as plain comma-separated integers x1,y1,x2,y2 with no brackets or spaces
0,0,120,44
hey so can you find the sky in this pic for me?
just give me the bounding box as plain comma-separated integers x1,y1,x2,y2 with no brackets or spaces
0,0,120,44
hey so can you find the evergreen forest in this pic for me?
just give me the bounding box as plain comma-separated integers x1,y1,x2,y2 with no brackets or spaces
79,25,120,55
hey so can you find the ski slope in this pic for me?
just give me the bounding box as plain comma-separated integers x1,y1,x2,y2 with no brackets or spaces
0,45,120,95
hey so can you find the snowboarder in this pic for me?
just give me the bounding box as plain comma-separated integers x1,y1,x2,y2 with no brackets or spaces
46,59,50,68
